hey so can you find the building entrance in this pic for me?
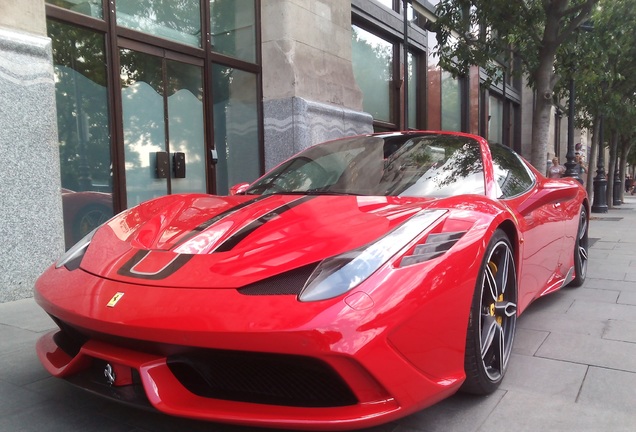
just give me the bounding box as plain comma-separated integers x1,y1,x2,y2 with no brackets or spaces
118,43,207,207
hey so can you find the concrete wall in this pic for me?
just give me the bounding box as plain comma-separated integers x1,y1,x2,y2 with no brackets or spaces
0,1,64,302
261,0,372,170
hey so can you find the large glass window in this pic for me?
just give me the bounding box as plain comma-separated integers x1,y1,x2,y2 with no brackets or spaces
116,0,202,47
46,0,103,19
120,49,206,206
210,0,256,62
352,25,394,124
407,51,418,129
212,66,261,195
48,20,113,248
441,71,462,131
489,95,504,144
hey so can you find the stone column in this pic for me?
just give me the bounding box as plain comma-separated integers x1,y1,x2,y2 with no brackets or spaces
261,0,372,170
0,1,64,301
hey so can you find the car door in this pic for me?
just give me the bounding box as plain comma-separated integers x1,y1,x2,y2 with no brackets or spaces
488,144,566,313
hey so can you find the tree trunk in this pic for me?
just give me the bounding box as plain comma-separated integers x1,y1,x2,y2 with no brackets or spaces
529,2,563,171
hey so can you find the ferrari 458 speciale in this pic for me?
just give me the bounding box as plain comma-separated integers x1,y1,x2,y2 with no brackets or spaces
35,131,589,430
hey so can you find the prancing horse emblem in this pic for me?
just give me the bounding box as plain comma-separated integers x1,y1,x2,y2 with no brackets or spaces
104,363,116,386
107,292,124,308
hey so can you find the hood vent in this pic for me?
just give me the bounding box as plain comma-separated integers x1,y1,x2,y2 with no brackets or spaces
399,231,466,267
237,263,319,296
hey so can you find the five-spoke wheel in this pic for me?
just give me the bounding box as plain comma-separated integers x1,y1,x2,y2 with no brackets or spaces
462,230,517,394
569,206,589,287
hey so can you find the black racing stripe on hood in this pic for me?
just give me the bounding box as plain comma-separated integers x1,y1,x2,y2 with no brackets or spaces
117,250,194,280
214,196,316,253
171,195,270,250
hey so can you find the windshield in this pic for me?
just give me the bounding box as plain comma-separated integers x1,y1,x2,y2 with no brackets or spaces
246,133,486,198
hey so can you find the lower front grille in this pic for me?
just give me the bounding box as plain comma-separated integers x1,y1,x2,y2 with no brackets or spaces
167,349,358,407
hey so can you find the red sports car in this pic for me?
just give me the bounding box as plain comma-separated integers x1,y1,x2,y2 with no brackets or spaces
35,131,588,430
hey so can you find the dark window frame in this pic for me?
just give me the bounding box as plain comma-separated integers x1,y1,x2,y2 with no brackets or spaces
46,0,263,211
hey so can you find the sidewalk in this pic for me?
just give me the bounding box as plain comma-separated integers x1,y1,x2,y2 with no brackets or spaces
1,197,635,432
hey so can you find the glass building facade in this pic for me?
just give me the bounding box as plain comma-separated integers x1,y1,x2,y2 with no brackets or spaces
46,0,263,247
46,0,523,249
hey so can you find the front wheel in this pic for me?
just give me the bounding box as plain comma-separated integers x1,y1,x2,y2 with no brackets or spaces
569,206,588,287
461,230,517,394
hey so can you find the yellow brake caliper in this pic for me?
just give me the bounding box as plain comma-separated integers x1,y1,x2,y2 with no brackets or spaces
488,261,504,325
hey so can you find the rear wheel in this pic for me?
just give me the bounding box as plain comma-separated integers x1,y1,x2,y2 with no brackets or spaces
462,230,517,394
569,206,588,287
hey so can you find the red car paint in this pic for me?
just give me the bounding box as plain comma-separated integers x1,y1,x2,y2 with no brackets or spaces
35,131,588,430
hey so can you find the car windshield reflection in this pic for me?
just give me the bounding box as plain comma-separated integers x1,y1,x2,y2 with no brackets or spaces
246,133,486,198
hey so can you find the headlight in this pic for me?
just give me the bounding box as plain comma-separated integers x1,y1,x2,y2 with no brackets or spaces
298,209,447,302
55,228,98,270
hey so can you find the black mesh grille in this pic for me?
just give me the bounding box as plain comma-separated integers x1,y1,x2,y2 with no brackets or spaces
237,263,318,296
167,349,358,407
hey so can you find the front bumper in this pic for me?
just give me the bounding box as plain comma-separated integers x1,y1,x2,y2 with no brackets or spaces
35,265,466,430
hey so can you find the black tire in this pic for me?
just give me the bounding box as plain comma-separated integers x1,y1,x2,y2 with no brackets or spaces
461,230,517,395
569,206,589,287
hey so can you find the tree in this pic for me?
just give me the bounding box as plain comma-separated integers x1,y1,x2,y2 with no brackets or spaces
433,0,599,172
572,0,636,206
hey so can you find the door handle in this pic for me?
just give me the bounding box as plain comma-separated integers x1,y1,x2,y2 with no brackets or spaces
173,152,186,178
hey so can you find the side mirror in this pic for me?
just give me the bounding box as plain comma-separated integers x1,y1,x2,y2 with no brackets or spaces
229,183,250,195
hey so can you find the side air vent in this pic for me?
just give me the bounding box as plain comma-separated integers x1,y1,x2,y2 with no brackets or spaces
399,231,466,267
237,263,318,296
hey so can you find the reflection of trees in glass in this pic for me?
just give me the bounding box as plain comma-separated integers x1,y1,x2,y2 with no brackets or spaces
48,20,111,192
384,136,483,194
441,71,461,131
210,0,256,62
245,134,484,197
352,26,393,121
46,0,102,18
490,143,533,198
428,137,483,188
212,65,261,194
407,52,418,128
116,0,201,46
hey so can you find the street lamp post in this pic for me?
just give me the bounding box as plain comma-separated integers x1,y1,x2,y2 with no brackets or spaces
613,159,622,205
592,100,608,213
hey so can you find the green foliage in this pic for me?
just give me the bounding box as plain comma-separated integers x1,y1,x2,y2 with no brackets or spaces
573,0,636,138
434,0,598,88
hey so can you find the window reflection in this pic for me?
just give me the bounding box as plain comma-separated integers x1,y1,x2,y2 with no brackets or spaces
120,50,166,206
489,95,504,144
247,134,485,198
210,0,256,62
46,0,103,19
352,25,394,123
213,65,261,195
490,143,534,198
116,0,201,47
120,51,207,206
441,71,462,131
407,51,418,128
48,20,113,248
167,61,206,195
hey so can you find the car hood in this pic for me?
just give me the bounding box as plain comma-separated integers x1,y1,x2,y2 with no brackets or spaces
80,194,443,288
